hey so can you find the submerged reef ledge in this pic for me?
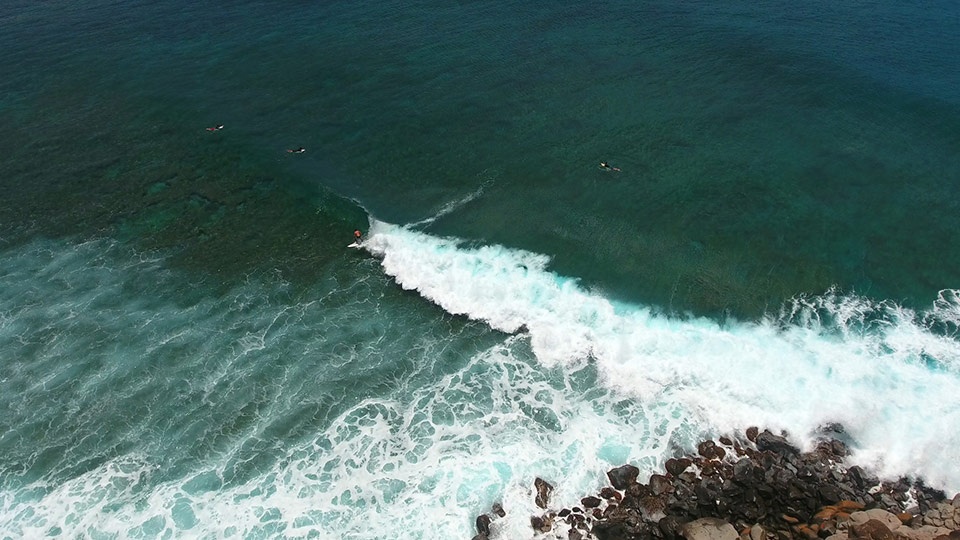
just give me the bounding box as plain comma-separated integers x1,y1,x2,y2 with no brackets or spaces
473,427,960,540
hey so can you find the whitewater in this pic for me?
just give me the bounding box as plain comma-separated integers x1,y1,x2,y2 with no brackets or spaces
1,223,958,539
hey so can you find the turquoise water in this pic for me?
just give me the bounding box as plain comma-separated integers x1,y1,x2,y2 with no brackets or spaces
2,1,959,538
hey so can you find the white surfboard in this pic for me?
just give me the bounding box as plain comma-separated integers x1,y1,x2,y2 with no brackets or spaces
347,242,360,248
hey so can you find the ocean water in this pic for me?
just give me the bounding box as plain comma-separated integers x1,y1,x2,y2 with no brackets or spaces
1,1,959,538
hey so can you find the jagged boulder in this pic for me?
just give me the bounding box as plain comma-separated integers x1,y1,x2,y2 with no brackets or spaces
535,477,554,509
607,464,640,490
755,430,797,456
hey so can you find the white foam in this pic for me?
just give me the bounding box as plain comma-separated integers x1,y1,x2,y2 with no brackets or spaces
363,220,960,492
3,230,960,540
1,338,677,539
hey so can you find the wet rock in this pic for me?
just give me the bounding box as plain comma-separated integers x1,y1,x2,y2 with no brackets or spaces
746,427,759,442
607,464,640,490
666,458,693,477
700,440,722,460
600,486,622,501
491,502,505,518
519,431,957,540
582,496,602,509
475,514,491,536
651,474,675,495
755,431,797,457
530,514,552,533
535,477,554,509
830,440,847,457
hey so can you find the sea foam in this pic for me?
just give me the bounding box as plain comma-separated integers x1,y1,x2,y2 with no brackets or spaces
363,220,960,491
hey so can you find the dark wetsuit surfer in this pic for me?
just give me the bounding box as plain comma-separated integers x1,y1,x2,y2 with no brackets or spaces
599,161,621,172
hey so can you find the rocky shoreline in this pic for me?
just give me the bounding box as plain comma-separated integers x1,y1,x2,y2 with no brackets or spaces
472,427,960,540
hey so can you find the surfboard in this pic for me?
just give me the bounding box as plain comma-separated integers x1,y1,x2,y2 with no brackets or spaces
347,242,360,248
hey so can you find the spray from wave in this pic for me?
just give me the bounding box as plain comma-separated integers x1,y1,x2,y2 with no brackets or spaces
362,220,960,491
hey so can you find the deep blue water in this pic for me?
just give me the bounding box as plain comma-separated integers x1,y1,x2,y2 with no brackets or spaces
1,1,959,538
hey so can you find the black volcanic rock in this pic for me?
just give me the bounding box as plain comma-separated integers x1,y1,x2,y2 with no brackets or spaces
755,430,798,456
665,458,693,477
607,464,640,490
500,426,957,540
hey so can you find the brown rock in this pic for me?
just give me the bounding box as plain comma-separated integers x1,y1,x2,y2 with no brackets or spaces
699,440,722,460
681,517,740,540
838,500,866,512
793,524,818,540
747,427,759,441
650,473,674,495
850,509,902,531
850,519,895,540
599,487,622,502
814,507,837,521
530,514,552,533
818,519,837,538
581,496,602,509
749,524,768,540
781,514,800,525
535,477,554,509
896,513,914,526
897,525,950,540
638,495,667,522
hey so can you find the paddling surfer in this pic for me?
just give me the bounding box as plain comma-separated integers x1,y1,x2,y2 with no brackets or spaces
599,161,621,172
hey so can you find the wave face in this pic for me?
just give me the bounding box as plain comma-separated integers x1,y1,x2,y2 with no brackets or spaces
1,234,959,539
365,221,960,487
